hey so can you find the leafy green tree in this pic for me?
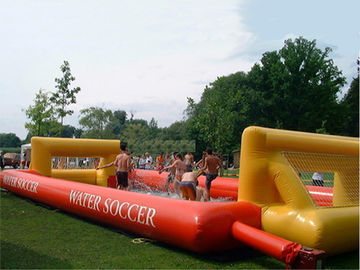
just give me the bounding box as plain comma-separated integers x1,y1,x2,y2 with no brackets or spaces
60,125,80,138
246,37,346,133
148,118,159,140
114,110,127,125
79,107,114,138
118,119,196,155
194,85,236,152
186,37,347,156
50,61,81,125
340,77,359,136
162,140,175,153
127,118,148,127
121,123,149,143
0,133,21,147
46,120,65,137
35,120,74,137
24,89,55,137
106,110,127,136
159,121,189,141
148,139,162,155
186,72,248,154
120,123,149,154
179,140,195,153
141,140,153,155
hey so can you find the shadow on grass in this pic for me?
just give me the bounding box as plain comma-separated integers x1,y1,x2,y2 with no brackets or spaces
7,192,359,269
0,240,73,269
66,210,360,269
325,250,359,269
62,210,283,268
151,241,284,269
49,208,283,269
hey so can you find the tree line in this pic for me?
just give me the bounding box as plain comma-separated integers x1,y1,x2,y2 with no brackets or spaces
185,37,358,155
3,37,357,159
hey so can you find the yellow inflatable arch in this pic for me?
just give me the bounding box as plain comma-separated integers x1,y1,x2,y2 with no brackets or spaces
238,126,359,254
30,137,120,186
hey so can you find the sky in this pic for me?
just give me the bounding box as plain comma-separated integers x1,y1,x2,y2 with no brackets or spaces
0,0,359,140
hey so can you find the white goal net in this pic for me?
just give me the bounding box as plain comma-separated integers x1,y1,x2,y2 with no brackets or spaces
282,151,359,207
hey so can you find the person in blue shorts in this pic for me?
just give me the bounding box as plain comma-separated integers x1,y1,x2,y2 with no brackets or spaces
180,172,208,201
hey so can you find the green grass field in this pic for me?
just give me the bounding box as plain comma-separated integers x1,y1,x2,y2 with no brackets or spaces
0,190,358,269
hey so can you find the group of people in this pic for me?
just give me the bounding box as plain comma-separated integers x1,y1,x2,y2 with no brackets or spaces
159,149,222,201
134,153,154,170
96,143,222,201
131,152,190,171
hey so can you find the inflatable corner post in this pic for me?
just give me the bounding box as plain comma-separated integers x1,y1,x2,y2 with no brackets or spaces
238,126,359,254
30,137,120,186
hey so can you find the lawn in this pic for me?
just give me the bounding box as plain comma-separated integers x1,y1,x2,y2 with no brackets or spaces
0,190,358,269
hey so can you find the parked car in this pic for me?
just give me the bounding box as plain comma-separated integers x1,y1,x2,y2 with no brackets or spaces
2,153,21,169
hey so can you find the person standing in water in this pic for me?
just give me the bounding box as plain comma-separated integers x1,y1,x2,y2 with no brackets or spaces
160,153,186,197
184,152,194,172
96,142,132,190
195,152,206,171
163,152,176,194
201,148,222,201
155,152,165,171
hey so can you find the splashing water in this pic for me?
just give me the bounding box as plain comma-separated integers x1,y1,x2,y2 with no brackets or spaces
131,179,181,199
132,179,153,192
132,188,181,200
129,178,230,202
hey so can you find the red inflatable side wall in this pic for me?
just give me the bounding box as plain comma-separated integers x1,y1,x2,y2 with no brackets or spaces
305,186,333,206
129,169,333,205
0,169,261,253
129,169,239,200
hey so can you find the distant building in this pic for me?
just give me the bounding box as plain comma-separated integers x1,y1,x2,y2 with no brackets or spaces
232,150,240,168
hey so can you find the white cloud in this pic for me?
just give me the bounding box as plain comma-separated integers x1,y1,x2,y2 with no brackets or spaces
0,0,255,139
4,0,355,140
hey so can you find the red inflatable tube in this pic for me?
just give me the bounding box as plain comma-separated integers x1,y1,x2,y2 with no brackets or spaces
130,169,333,205
130,170,239,200
0,169,261,253
232,221,302,265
